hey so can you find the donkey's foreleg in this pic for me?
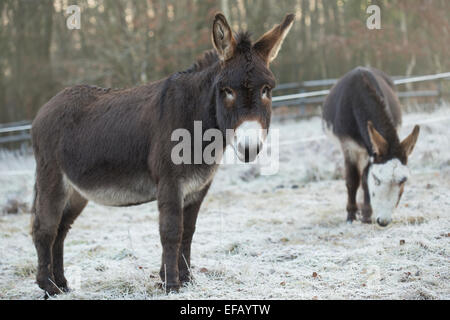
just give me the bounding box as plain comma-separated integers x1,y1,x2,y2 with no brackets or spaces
157,181,183,293
361,166,373,224
179,185,210,285
345,159,360,223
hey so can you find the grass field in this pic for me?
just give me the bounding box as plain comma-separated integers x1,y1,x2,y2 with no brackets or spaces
0,105,449,299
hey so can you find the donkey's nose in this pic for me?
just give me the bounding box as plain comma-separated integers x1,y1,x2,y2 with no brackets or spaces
376,217,391,227
237,141,262,162
399,176,408,184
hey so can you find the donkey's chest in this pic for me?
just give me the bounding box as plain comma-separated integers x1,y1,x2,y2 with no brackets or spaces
181,165,218,204
323,120,369,173
341,139,370,173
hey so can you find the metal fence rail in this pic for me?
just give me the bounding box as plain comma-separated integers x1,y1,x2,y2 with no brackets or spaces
273,72,450,92
1,72,449,145
272,72,450,106
0,122,32,144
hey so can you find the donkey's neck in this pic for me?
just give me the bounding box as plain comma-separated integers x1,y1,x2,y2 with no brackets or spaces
171,62,221,130
173,62,228,165
362,101,402,160
357,69,402,159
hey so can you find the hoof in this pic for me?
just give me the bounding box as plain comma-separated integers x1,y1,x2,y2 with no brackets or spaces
361,217,372,224
361,206,372,224
346,215,357,224
346,209,357,224
156,281,181,293
165,282,181,293
42,286,63,299
38,278,65,297
179,272,193,285
59,285,70,293
54,275,69,291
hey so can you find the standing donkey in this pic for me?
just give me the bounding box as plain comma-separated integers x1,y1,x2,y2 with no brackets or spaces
322,67,420,227
31,13,295,295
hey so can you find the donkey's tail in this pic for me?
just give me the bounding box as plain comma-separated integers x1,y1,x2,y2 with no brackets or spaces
31,179,37,215
30,175,38,235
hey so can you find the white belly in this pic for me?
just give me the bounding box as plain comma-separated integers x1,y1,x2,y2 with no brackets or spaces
63,174,157,206
181,166,218,205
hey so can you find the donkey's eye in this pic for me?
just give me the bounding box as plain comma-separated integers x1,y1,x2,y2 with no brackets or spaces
222,87,233,96
372,173,381,186
262,85,271,99
222,87,235,102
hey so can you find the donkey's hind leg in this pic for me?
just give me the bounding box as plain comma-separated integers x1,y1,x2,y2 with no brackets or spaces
32,170,68,296
52,190,88,291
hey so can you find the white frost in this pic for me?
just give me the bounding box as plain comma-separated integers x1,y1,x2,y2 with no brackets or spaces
0,105,449,300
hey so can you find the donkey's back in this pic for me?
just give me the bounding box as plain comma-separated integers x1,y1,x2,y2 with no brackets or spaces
322,67,402,147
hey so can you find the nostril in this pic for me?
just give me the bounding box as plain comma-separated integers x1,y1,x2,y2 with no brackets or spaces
256,142,262,154
237,142,261,155
237,142,245,155
238,144,260,162
236,143,251,161
245,147,251,162
377,218,389,227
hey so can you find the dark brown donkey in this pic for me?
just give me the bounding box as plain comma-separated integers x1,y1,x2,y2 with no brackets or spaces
322,67,420,227
31,13,295,295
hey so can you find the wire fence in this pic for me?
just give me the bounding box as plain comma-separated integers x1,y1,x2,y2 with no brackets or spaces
272,72,450,107
2,113,450,177
0,72,449,145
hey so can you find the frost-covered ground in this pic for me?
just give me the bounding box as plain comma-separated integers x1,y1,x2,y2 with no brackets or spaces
0,105,449,300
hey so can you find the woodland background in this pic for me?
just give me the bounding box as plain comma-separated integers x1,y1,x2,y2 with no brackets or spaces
0,0,449,122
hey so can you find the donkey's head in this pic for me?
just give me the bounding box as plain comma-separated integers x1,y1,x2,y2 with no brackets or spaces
211,13,295,162
366,122,420,226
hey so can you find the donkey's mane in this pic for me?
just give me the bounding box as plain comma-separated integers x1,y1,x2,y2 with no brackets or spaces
235,32,255,92
360,70,387,111
181,50,219,74
181,31,254,75
359,68,401,153
235,31,253,54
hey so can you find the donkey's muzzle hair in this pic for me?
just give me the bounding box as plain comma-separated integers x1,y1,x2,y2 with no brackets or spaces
233,120,265,163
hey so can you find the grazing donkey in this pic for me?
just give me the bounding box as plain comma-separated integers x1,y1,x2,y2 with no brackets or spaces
322,67,420,227
31,13,295,295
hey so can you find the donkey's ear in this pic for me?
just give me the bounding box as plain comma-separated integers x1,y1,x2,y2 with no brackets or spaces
212,13,236,62
367,121,388,156
401,125,420,156
253,13,295,64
